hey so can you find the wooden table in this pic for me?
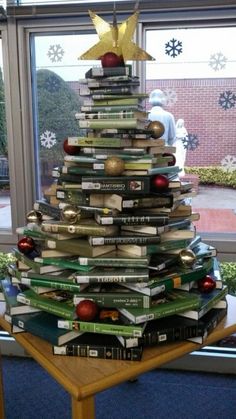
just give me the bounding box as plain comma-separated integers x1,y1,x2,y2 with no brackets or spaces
1,294,236,419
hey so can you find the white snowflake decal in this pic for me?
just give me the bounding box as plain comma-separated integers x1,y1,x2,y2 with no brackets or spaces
165,38,182,58
163,89,177,107
209,52,227,71
221,155,236,172
40,130,57,149
219,90,236,110
47,44,64,63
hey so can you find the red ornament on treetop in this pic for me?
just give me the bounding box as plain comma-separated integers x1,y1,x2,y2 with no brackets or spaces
151,174,169,192
17,236,36,255
101,52,124,68
63,139,80,155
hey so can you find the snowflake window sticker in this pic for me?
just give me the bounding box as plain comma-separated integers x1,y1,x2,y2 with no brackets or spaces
221,155,236,173
165,38,182,58
44,75,61,93
40,130,57,149
218,90,236,110
209,52,227,71
182,134,199,151
47,44,64,63
163,89,177,107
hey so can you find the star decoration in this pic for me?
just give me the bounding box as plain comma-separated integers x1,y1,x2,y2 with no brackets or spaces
79,9,154,62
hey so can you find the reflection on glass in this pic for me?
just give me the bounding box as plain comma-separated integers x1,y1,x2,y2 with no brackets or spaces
146,27,236,235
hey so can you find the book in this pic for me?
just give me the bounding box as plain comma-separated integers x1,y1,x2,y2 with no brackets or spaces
85,66,131,78
73,283,153,308
80,105,142,113
12,248,64,274
53,333,143,361
71,267,149,284
33,256,95,272
177,286,228,320
84,97,143,107
41,220,118,237
68,136,132,148
118,290,200,324
95,213,169,226
10,311,84,346
44,238,115,257
97,194,175,212
1,277,41,316
119,307,227,348
75,110,147,120
117,238,193,256
81,176,151,194
16,288,77,320
34,200,61,220
120,219,191,236
88,234,162,246
78,118,147,130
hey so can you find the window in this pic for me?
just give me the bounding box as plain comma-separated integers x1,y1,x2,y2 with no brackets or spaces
145,26,236,241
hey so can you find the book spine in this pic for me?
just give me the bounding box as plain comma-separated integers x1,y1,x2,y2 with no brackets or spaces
122,196,173,209
34,201,61,220
187,308,227,343
57,319,143,337
56,189,89,205
85,66,131,78
19,277,82,293
81,105,140,112
95,214,168,226
68,137,132,147
73,294,151,308
72,270,149,284
41,222,117,236
77,256,149,268
81,176,150,194
89,235,161,246
78,119,143,130
53,343,142,360
76,111,141,120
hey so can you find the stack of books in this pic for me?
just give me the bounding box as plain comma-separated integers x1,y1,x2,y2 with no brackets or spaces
2,63,228,361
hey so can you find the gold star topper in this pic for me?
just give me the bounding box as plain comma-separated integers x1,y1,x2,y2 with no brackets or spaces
79,4,155,62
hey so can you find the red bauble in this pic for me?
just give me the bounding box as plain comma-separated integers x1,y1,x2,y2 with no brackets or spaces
163,153,176,167
76,300,98,321
17,236,35,255
198,275,216,293
101,52,123,68
63,139,80,155
151,174,169,191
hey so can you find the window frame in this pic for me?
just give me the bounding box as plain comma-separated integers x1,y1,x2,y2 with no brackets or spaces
0,1,235,261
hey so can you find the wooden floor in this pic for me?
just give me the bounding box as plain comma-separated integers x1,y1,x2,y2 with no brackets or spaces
193,208,236,233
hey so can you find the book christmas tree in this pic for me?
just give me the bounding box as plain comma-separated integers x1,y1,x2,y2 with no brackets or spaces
1,6,228,361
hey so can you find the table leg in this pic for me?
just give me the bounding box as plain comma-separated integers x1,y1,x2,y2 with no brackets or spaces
71,395,95,419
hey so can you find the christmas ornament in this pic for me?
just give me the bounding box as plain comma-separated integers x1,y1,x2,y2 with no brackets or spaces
151,174,169,191
101,52,123,67
147,121,165,139
61,205,81,224
163,153,176,166
178,249,196,267
17,236,35,255
76,300,98,321
104,156,125,176
63,138,80,155
26,210,43,225
198,275,216,293
79,6,154,62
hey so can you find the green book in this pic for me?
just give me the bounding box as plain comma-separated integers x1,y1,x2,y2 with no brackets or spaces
177,286,228,320
73,284,153,308
78,118,146,130
121,259,214,297
41,220,118,237
76,251,150,268
118,238,192,256
81,175,151,194
16,289,77,320
10,311,83,345
71,267,149,284
1,277,41,316
44,238,115,257
118,290,200,324
68,136,132,148
12,248,64,274
58,315,146,338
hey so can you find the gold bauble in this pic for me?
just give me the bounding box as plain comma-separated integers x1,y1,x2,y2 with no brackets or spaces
104,156,125,176
26,210,43,224
179,249,196,268
147,121,165,139
61,205,81,224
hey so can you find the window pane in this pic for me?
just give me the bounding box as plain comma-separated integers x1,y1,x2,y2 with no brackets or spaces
31,32,97,199
0,38,11,231
146,27,236,236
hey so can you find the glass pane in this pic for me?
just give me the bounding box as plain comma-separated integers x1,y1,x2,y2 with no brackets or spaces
146,27,236,236
31,32,97,199
0,38,11,230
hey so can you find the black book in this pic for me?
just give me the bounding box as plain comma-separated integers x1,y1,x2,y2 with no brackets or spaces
53,333,143,361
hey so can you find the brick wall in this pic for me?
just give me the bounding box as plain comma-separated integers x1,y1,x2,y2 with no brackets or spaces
146,78,236,166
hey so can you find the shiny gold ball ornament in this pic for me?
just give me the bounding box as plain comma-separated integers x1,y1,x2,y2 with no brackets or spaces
179,249,197,268
61,205,81,224
104,156,125,176
26,210,43,225
147,121,165,139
